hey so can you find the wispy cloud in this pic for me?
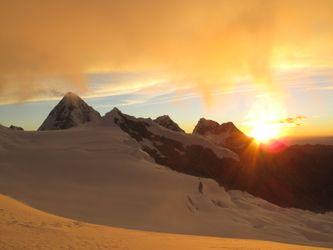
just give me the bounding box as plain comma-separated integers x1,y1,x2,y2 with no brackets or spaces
278,115,306,126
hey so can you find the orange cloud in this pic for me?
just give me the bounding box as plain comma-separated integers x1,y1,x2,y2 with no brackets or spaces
279,115,306,126
1,0,333,103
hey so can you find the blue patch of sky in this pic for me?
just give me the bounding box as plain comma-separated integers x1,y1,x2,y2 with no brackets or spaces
0,100,58,130
1,68,333,133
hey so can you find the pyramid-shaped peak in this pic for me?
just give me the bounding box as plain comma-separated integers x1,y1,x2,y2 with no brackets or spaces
38,92,101,131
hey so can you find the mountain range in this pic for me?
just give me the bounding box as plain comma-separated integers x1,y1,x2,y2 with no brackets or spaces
34,92,333,212
1,92,333,248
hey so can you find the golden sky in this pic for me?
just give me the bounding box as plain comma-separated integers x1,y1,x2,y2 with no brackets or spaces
0,0,333,136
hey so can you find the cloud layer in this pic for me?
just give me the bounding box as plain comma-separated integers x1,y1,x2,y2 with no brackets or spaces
1,0,333,103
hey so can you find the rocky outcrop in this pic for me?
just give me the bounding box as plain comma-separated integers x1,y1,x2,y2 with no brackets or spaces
154,115,185,133
9,125,24,131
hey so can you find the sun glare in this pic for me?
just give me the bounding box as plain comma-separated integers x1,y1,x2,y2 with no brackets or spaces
250,120,281,143
245,94,287,144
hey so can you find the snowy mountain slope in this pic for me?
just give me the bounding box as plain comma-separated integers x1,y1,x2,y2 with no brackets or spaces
38,92,101,131
103,108,240,179
154,115,185,133
106,108,238,159
1,195,327,250
0,124,332,248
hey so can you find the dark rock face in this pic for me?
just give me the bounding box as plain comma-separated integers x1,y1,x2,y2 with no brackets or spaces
232,144,333,212
193,118,252,153
154,115,185,133
9,125,24,131
38,92,101,131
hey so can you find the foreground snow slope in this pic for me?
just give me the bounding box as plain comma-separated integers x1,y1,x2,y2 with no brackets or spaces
0,124,332,248
0,194,329,250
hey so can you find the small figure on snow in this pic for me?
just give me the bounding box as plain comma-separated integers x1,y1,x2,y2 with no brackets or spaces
198,180,203,194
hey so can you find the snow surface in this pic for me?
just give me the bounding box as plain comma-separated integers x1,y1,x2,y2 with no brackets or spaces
1,194,327,250
0,124,332,248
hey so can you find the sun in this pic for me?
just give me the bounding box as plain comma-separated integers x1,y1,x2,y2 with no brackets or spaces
249,120,281,143
245,94,287,144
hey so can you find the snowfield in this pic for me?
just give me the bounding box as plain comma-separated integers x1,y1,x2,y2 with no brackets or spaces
0,194,329,250
0,123,333,248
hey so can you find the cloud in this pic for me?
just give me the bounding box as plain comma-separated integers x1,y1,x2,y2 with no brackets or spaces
1,0,333,103
279,115,306,126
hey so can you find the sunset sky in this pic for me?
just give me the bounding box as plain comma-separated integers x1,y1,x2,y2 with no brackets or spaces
1,0,333,137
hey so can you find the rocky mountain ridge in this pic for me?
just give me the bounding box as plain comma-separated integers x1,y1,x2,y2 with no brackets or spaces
34,92,333,212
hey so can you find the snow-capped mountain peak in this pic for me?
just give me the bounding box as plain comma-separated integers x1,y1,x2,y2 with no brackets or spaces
193,118,252,153
38,92,101,131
